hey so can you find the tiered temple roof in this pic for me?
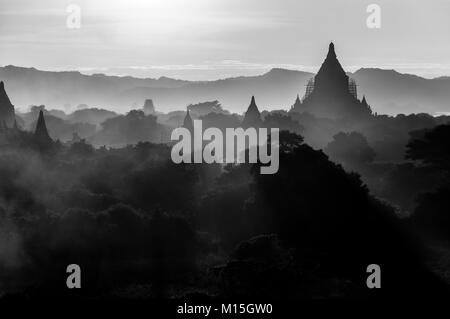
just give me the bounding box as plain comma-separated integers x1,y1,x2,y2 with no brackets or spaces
291,42,372,119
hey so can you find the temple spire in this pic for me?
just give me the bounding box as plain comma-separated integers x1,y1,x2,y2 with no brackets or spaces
361,95,369,107
183,109,194,132
361,95,372,113
247,96,259,113
361,95,367,103
34,110,52,142
327,42,336,58
291,94,302,110
0,80,15,127
242,96,262,128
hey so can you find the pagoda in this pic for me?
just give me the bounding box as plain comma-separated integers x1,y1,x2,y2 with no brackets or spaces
242,96,262,128
34,110,53,144
182,109,194,132
291,42,372,119
0,81,16,127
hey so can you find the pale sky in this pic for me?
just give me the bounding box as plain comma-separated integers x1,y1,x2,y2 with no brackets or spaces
1,0,449,80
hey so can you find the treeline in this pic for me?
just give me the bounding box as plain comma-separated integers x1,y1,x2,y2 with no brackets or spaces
0,127,449,299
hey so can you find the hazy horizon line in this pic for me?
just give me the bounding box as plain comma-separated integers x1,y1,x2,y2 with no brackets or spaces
2,62,450,82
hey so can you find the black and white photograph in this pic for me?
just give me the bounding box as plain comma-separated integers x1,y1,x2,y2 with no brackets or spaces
0,0,449,314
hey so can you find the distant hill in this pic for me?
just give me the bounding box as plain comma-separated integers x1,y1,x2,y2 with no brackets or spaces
351,68,450,115
0,65,189,112
120,68,313,114
67,108,118,126
1,65,450,115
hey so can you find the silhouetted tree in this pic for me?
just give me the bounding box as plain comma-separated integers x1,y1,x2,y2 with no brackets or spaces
381,163,440,212
325,131,376,168
413,186,450,240
246,132,446,298
263,113,303,134
406,124,450,172
93,110,165,146
407,124,450,240
217,234,297,298
68,139,95,157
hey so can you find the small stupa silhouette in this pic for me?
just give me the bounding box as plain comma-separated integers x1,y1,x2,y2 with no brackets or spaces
291,94,302,109
34,110,52,143
143,99,155,115
242,96,262,128
183,109,194,132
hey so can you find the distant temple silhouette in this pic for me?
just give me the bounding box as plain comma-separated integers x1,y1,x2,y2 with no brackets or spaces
143,99,155,115
0,81,16,127
292,94,302,110
242,96,262,128
34,110,53,144
290,42,372,119
182,109,194,132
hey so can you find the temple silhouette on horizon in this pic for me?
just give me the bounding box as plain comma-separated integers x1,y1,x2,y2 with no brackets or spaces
290,42,372,120
242,96,262,128
34,109,52,145
0,81,54,148
182,109,194,132
0,81,16,127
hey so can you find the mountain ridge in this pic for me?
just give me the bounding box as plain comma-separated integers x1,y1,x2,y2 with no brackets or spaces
1,65,449,115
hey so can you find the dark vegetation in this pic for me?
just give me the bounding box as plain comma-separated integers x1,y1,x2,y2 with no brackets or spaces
2,40,450,303
1,120,449,300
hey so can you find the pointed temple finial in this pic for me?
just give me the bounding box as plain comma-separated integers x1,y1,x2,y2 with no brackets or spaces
361,95,367,105
34,110,52,142
183,108,194,131
291,93,302,111
242,95,262,128
327,42,336,58
248,95,260,111
0,80,15,127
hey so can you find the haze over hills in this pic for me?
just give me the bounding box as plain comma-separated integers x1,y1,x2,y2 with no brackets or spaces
351,68,450,115
1,65,450,115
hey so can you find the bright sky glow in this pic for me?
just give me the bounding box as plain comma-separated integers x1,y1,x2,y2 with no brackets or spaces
0,0,449,80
